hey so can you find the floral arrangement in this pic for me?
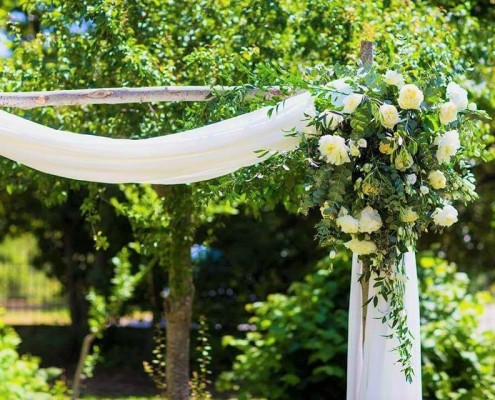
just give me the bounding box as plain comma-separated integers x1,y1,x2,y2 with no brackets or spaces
297,65,489,379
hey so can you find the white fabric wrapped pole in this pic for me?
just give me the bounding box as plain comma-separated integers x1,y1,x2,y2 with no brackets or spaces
347,252,422,400
0,93,313,184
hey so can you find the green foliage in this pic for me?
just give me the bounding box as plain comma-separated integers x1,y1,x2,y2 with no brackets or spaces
218,255,350,399
219,254,495,399
143,327,167,393
190,316,213,400
143,316,213,399
0,312,67,399
420,257,495,399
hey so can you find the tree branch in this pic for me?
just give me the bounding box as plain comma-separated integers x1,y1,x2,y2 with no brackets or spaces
0,86,285,109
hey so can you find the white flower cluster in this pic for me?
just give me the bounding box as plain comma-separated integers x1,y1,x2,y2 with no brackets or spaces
334,206,383,255
311,71,477,251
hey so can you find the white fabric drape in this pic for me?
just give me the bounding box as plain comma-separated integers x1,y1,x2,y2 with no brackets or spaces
0,93,313,184
347,252,422,400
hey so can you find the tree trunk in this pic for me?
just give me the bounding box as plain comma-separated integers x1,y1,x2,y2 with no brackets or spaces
63,218,89,349
154,185,195,400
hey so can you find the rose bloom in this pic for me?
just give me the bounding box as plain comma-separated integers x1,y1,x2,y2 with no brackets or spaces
407,174,417,185
358,206,383,233
318,135,351,165
342,93,364,113
379,104,400,129
362,181,380,196
336,214,359,233
433,205,458,227
398,84,424,110
400,207,419,223
436,130,460,164
383,70,405,87
446,82,468,110
394,148,414,171
379,142,394,155
439,102,458,125
428,170,447,189
320,110,344,131
344,238,377,255
350,144,360,157
420,185,430,195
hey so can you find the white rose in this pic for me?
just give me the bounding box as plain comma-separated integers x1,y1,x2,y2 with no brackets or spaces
318,135,351,165
400,207,419,223
407,174,417,185
398,84,424,110
350,144,360,157
320,110,344,131
362,163,372,173
327,78,353,106
428,170,447,189
303,124,318,136
357,139,367,148
342,93,364,113
420,185,430,195
336,214,359,233
344,238,377,255
379,104,400,129
436,130,461,164
358,206,383,233
383,70,405,87
439,102,458,125
446,82,468,110
433,205,458,227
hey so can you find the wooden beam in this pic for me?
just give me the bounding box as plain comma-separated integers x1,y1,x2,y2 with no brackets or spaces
0,85,285,109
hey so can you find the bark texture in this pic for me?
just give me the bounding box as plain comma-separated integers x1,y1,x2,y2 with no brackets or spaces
154,185,195,400
0,86,285,109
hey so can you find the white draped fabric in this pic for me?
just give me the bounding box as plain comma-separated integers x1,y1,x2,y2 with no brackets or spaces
0,92,313,184
347,252,422,400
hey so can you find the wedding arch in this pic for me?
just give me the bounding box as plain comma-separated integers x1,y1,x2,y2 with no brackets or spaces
0,42,485,400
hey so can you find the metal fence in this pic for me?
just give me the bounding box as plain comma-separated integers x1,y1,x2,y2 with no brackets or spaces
0,263,69,325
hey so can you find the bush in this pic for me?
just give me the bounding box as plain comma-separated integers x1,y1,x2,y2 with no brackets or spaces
420,257,495,399
218,255,495,400
0,313,67,400
217,255,350,399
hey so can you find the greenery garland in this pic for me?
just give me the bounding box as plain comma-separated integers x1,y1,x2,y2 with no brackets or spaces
288,63,489,380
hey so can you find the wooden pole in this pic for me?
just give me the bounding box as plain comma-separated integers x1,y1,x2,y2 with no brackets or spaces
0,85,285,109
359,40,373,344
360,41,374,67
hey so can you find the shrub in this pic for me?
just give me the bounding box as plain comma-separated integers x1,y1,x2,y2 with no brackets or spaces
219,255,495,400
420,257,495,399
0,312,67,400
217,255,350,399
